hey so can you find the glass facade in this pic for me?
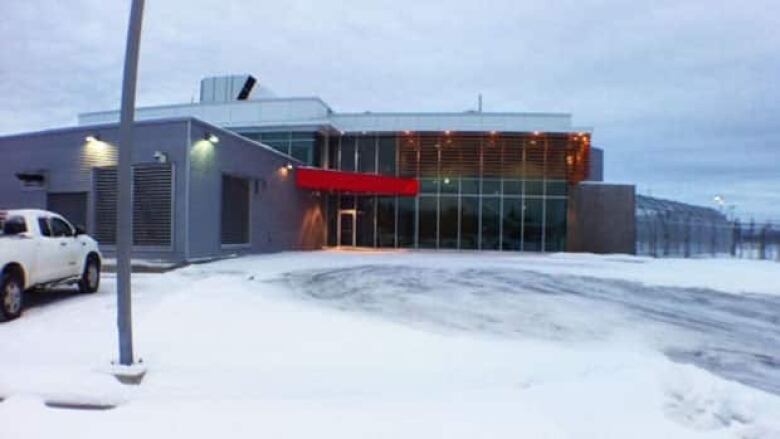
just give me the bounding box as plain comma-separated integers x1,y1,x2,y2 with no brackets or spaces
324,132,589,252
238,131,324,166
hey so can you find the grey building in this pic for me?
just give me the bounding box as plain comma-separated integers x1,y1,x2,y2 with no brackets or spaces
2,74,709,260
0,117,324,263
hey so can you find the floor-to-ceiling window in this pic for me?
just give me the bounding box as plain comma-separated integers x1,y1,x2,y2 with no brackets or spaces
376,196,396,247
325,131,585,252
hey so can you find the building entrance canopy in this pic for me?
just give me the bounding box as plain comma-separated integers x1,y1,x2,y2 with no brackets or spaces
295,167,419,196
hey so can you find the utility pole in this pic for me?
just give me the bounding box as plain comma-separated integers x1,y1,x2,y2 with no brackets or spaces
117,0,145,366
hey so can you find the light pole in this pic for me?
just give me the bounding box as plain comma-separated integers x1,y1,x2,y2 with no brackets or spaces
116,0,145,367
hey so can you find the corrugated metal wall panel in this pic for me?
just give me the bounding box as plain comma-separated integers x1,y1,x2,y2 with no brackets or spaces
93,163,173,246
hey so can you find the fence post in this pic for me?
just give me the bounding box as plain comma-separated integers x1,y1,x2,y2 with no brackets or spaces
759,224,767,260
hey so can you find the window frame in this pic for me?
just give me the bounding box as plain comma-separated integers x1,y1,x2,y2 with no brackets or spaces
37,217,53,237
50,216,75,237
1,215,28,236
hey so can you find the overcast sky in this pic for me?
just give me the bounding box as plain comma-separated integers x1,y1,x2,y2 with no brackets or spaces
1,0,778,219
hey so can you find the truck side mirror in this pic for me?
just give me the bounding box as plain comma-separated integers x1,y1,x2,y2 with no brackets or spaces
74,225,87,236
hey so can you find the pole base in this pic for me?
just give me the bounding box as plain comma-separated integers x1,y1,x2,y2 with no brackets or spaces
108,361,147,385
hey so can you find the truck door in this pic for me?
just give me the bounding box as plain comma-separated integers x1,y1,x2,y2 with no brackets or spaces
49,216,81,278
35,217,62,282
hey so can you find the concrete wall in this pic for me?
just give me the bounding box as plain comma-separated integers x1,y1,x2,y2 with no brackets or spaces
567,182,636,254
185,120,325,259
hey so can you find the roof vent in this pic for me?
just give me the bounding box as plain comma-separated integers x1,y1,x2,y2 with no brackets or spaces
199,75,257,103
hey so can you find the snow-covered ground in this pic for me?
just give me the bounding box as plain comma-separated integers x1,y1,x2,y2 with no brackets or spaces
1,250,779,438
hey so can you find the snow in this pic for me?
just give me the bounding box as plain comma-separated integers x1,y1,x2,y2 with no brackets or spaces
1,250,779,438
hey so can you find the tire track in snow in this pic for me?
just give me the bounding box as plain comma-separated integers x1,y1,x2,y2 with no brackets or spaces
279,265,780,395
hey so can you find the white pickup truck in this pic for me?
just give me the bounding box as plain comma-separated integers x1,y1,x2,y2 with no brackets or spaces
0,209,102,321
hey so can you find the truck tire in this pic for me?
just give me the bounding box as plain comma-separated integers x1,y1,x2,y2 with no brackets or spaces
1,272,24,321
79,255,100,294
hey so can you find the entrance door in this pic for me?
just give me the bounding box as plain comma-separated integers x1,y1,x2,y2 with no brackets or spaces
338,210,356,247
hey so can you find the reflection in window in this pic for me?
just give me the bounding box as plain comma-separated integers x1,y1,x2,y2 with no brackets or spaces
377,136,397,176
259,132,289,155
481,197,500,250
397,197,416,248
440,177,458,194
523,198,543,251
545,198,567,252
525,180,544,196
357,135,376,173
356,197,375,247
439,197,458,249
546,180,567,197
418,196,437,248
340,136,356,171
482,178,501,196
461,178,480,195
340,195,355,210
291,142,311,164
327,136,339,169
51,217,73,237
502,198,523,250
313,133,324,167
503,179,522,196
420,178,439,194
377,197,396,247
37,218,51,237
460,197,479,249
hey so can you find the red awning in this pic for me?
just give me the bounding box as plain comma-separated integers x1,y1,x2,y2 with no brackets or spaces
295,167,419,196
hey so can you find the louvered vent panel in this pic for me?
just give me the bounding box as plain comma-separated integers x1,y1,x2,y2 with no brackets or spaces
93,167,117,244
133,164,173,246
93,164,173,246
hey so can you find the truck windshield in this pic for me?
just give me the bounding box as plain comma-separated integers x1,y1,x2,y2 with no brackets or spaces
0,216,27,236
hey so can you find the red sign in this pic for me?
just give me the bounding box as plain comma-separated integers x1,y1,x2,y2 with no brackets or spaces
295,167,419,197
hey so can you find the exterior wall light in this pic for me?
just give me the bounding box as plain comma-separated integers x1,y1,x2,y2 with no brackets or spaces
286,163,294,170
82,134,115,167
206,133,220,144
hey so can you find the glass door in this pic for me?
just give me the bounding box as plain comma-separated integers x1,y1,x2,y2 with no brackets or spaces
338,210,356,247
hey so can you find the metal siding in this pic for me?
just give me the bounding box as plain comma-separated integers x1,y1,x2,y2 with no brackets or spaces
567,183,636,254
0,121,190,261
79,100,580,134
186,120,325,259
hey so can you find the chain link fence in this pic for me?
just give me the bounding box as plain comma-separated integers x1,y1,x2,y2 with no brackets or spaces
635,195,779,261
732,220,780,261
